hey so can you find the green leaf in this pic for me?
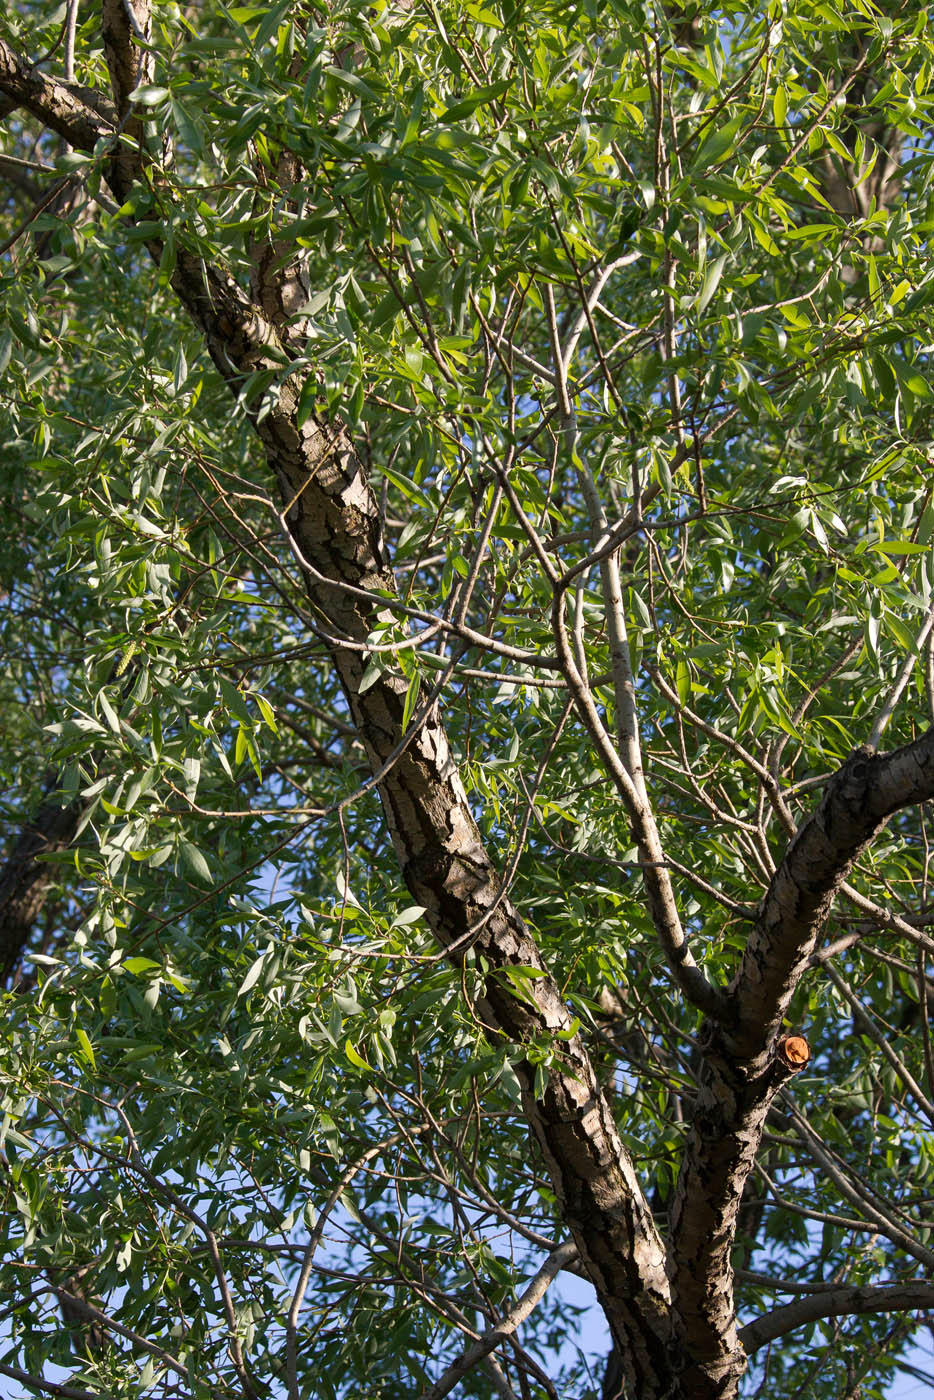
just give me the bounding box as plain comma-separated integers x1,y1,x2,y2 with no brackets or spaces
401,671,420,732
676,659,691,706
696,253,729,315
359,659,383,693
255,693,278,733
131,85,170,106
773,85,788,127
218,677,254,726
501,964,547,1009
98,690,121,734
124,958,161,975
391,905,425,929
179,841,212,884
691,114,743,172
237,953,266,996
75,1027,96,1071
323,65,381,101
344,1039,371,1071
441,80,511,122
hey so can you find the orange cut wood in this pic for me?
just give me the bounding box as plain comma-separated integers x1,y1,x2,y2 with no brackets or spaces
777,1034,811,1069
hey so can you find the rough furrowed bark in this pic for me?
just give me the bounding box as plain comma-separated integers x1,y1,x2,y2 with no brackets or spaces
175,261,678,1398
0,40,681,1398
0,786,88,985
100,0,152,202
667,736,934,1390
0,40,115,151
667,1037,810,1397
729,736,934,1062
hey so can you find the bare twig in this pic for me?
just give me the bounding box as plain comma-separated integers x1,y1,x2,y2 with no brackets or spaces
419,1241,579,1400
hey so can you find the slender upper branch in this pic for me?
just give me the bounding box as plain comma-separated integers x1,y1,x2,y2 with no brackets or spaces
740,1281,934,1353
420,1241,579,1400
0,1361,103,1400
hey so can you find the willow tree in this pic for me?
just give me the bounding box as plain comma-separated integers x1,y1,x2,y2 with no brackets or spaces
2,1,934,1397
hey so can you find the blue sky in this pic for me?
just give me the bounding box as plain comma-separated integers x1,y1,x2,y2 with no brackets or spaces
549,1269,934,1399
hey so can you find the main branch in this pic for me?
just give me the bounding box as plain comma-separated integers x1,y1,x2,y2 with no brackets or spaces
0,37,678,1398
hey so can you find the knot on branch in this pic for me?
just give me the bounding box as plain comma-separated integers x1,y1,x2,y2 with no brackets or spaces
839,743,874,789
775,1032,810,1072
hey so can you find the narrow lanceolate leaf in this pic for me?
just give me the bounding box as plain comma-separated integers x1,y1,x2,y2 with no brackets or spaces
237,953,265,997
178,841,211,884
75,1027,96,1071
696,253,729,314
401,671,420,733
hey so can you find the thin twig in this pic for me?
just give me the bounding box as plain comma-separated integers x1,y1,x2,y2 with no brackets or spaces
419,1241,578,1400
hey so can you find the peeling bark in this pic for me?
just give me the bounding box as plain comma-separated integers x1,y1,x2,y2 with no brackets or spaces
0,42,115,150
99,0,153,202
667,1027,810,1395
196,283,677,1400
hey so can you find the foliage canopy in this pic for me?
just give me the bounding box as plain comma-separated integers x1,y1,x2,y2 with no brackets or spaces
3,0,934,1397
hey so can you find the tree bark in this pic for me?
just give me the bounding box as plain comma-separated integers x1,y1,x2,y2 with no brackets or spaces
0,782,86,984
667,739,934,1386
0,31,676,1395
